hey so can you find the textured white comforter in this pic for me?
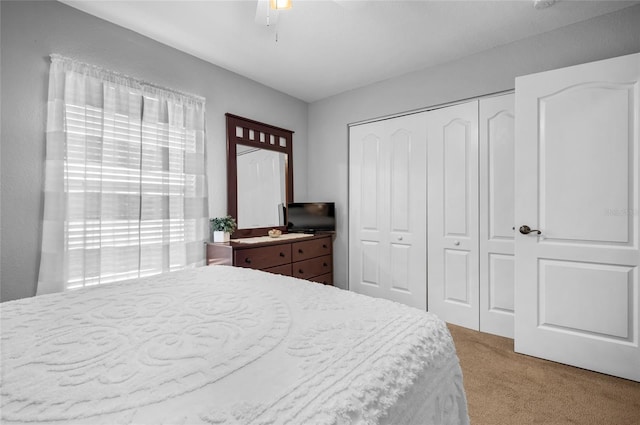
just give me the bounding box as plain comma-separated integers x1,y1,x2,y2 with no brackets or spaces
1,266,468,424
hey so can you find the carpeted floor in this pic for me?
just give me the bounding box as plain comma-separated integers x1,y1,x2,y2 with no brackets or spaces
447,324,640,425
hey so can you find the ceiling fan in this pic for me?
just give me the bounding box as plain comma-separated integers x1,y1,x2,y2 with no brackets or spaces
254,0,289,27
254,0,559,27
254,0,366,27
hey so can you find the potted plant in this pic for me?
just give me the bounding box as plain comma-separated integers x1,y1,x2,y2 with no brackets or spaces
210,215,237,243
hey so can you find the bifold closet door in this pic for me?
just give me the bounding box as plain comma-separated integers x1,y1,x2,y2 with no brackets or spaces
349,113,427,310
479,94,515,338
427,100,480,329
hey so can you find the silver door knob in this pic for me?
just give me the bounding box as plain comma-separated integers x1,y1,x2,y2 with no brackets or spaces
454,240,460,246
519,225,541,235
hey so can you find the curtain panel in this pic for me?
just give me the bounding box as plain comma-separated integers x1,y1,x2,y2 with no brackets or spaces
37,55,208,295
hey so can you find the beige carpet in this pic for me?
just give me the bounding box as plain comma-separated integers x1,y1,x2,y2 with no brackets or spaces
448,324,640,425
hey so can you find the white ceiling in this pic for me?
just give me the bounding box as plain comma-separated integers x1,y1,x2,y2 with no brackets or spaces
61,0,638,102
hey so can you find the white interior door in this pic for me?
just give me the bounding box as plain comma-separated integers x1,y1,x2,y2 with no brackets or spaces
515,53,640,381
349,113,427,309
427,100,480,329
479,94,515,338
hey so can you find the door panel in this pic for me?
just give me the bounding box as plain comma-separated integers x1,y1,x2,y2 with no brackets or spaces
428,100,479,329
390,243,410,293
539,259,632,340
515,53,640,381
444,120,470,236
487,110,515,240
540,83,633,244
361,241,380,286
390,130,411,232
488,253,515,313
480,94,515,338
360,134,381,231
444,249,471,304
349,113,427,309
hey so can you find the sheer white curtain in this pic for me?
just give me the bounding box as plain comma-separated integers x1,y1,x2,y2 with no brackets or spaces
38,55,208,295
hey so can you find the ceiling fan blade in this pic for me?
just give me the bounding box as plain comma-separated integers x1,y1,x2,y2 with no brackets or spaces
332,0,369,12
255,0,279,26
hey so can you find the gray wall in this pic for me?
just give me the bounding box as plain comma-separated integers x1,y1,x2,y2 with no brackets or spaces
0,0,309,301
307,5,640,290
2,1,640,301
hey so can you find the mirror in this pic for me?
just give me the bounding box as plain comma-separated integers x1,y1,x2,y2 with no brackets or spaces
236,145,287,228
226,114,293,238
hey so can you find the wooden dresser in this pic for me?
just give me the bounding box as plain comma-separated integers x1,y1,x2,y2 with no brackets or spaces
207,234,333,285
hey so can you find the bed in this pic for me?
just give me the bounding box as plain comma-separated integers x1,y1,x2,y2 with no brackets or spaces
1,265,469,425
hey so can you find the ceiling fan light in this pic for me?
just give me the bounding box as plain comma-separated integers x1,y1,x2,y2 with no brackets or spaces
532,0,557,9
270,0,292,10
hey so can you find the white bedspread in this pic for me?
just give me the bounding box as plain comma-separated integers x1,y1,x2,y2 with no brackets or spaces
1,266,468,425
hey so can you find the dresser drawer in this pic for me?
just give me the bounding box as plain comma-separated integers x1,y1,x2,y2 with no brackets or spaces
292,255,332,280
263,263,292,276
309,272,333,286
292,236,332,262
207,235,334,286
234,244,292,270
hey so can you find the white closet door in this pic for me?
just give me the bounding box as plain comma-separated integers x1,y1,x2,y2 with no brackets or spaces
349,113,427,309
479,94,515,338
515,53,640,381
427,101,480,329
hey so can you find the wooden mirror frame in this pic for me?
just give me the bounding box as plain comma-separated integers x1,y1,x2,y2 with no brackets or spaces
226,113,294,238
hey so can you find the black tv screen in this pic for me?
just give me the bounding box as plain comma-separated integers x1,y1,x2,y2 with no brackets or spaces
287,202,335,233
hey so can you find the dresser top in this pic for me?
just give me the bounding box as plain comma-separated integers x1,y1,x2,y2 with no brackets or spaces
208,233,333,250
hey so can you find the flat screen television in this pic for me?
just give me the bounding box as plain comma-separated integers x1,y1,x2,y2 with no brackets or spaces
287,202,336,233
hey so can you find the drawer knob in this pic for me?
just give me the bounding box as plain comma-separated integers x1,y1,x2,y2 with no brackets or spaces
298,249,303,254
245,258,252,264
322,244,327,249
298,269,304,274
279,252,285,257
323,262,328,267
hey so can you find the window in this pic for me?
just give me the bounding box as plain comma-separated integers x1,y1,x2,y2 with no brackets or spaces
38,55,208,294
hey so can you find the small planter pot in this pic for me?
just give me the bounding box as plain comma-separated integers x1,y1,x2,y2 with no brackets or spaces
213,231,230,243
